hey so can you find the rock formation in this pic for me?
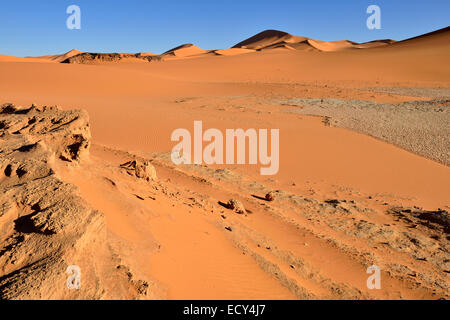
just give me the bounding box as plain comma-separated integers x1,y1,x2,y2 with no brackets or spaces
0,103,148,299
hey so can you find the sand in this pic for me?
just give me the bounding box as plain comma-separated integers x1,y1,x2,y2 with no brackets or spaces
281,97,450,165
0,27,449,300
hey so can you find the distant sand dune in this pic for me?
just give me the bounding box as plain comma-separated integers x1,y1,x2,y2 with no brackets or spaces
211,48,256,56
306,39,357,51
161,43,208,59
36,49,84,62
393,26,450,47
0,54,53,63
232,29,397,52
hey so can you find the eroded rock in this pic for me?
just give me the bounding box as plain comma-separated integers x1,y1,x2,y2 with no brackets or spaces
0,103,90,163
265,191,276,202
120,160,157,181
0,103,148,300
227,198,246,214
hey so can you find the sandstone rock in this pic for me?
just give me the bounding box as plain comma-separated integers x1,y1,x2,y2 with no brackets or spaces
61,52,162,64
265,191,276,202
227,198,246,214
0,103,90,163
136,161,157,181
120,160,157,181
0,104,147,300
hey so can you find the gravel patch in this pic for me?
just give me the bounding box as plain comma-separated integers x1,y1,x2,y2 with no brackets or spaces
282,98,450,166
364,87,450,99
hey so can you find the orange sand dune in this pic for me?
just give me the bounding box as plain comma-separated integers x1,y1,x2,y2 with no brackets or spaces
355,39,396,49
232,29,396,52
306,39,357,51
0,54,54,63
212,48,256,56
35,48,83,62
138,52,157,56
161,43,208,59
259,41,313,52
392,26,450,48
233,30,309,50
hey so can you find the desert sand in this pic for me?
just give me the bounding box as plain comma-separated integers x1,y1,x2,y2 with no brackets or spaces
0,27,449,300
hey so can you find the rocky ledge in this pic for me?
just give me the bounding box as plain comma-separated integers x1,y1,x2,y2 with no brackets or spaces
0,103,148,299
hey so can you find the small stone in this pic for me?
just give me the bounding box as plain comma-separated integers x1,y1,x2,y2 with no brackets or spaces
265,191,275,202
136,280,149,295
227,198,246,214
121,160,157,181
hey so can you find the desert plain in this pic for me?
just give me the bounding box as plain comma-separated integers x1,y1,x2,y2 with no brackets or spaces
0,28,449,299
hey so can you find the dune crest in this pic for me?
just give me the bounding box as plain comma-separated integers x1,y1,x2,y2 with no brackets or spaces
162,43,208,59
34,49,84,62
233,29,308,50
233,29,399,52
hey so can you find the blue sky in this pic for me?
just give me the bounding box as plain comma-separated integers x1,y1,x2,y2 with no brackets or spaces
1,0,449,57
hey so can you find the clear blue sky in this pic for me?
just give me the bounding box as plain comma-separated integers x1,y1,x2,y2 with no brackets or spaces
1,0,449,57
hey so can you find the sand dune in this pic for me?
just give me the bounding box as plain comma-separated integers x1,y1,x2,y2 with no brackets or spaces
259,41,312,52
395,26,450,45
138,52,157,57
161,43,208,59
0,54,53,63
306,39,356,51
0,49,83,63
232,29,397,52
389,26,450,50
35,49,84,62
60,52,162,64
233,30,309,50
211,48,256,56
355,39,396,49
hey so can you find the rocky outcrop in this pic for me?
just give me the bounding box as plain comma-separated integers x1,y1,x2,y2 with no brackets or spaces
0,103,148,299
0,103,90,163
61,52,162,64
